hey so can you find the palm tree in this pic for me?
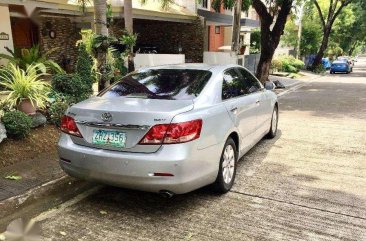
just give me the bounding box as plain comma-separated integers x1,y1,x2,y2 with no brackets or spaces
93,0,109,90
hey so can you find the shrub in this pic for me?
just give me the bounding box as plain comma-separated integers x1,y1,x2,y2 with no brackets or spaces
49,98,69,127
271,59,283,71
312,64,326,73
51,73,91,103
292,59,305,70
272,55,305,73
75,43,95,90
283,64,298,73
0,45,64,74
2,111,32,139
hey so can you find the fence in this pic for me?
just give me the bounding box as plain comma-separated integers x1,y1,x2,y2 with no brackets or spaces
244,54,260,74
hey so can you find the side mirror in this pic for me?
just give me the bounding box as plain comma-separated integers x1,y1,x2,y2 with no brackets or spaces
264,81,275,90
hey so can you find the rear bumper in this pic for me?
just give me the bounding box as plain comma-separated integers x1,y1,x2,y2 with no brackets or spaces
58,134,220,194
331,68,349,72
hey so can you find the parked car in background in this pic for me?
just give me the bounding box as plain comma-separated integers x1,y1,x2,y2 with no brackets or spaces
337,56,354,72
330,60,351,74
58,64,279,196
322,58,331,70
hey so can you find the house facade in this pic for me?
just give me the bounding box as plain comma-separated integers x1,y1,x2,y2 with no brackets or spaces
0,0,259,68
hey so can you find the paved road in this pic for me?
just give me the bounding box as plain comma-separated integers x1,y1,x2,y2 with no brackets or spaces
37,59,366,241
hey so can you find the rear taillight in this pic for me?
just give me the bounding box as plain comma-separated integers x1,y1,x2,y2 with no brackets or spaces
61,115,83,138
139,119,202,145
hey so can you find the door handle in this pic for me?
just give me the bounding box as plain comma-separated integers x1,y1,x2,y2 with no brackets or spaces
230,107,238,113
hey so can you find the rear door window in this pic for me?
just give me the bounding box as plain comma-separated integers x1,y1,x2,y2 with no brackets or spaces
222,68,247,100
99,69,212,100
222,67,262,100
237,68,262,93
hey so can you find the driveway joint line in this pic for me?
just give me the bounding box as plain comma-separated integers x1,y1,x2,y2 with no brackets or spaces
229,190,366,221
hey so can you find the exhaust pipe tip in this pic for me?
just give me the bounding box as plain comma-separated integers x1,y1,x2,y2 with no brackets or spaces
159,190,175,198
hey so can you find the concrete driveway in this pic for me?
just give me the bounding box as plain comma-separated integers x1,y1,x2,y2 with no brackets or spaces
36,58,366,241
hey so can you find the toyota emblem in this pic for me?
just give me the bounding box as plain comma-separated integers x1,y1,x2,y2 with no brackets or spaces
101,112,112,122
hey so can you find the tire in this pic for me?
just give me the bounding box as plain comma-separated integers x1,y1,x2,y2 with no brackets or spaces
266,105,278,139
212,138,237,194
330,71,333,74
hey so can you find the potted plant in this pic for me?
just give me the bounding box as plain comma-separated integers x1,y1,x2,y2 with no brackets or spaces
0,63,50,115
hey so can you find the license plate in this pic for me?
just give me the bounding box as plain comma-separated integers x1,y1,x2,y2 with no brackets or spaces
92,130,126,148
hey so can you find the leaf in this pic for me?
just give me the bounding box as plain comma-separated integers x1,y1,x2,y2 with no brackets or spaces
100,210,107,215
60,231,67,236
5,175,22,181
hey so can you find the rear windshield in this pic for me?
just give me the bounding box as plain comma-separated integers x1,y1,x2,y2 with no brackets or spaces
99,69,212,100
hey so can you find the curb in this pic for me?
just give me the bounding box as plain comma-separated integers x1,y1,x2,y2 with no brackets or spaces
0,175,96,232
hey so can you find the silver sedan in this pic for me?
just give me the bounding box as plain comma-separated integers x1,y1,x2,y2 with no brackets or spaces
58,64,278,196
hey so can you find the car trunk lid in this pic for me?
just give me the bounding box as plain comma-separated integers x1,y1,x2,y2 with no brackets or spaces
66,97,194,153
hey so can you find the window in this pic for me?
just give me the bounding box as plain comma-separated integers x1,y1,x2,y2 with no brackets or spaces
222,68,246,100
201,0,208,8
215,26,220,34
99,69,212,100
237,68,262,93
222,68,263,100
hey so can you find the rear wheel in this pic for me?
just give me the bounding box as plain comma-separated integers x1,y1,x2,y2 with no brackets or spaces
266,105,278,139
213,138,237,194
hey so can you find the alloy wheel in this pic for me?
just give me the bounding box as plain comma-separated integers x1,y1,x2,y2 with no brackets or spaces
222,144,235,184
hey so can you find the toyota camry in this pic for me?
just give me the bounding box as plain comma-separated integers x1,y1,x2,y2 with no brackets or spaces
58,64,278,196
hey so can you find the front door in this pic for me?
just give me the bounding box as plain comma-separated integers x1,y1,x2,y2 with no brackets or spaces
10,17,39,49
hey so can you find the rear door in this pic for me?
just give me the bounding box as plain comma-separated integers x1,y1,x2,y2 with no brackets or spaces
236,68,271,136
221,68,259,151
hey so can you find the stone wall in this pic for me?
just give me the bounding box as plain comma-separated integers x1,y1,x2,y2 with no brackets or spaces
110,18,204,63
39,17,80,71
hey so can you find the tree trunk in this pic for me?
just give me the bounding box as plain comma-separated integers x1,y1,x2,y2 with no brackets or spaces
256,26,275,83
313,28,331,68
231,0,242,53
296,2,305,59
348,41,357,56
93,0,109,91
252,0,293,84
124,0,133,33
124,0,135,73
256,53,273,85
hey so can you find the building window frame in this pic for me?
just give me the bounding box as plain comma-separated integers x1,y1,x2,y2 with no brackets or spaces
215,26,220,34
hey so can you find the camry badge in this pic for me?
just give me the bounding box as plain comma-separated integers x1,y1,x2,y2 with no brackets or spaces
101,112,112,122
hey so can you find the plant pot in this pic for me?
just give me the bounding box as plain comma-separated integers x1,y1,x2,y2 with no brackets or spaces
18,99,37,115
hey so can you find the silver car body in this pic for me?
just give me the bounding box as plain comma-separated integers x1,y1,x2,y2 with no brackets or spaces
58,64,278,194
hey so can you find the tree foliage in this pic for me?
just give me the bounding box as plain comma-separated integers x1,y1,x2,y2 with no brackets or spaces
311,0,354,67
283,0,366,59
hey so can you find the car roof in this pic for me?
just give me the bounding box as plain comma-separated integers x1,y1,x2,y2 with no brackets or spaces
138,63,242,72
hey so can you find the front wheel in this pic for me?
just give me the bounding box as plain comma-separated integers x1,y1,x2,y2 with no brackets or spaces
212,138,237,194
266,105,278,139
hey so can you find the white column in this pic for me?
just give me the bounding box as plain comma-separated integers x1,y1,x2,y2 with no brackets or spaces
0,5,14,66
